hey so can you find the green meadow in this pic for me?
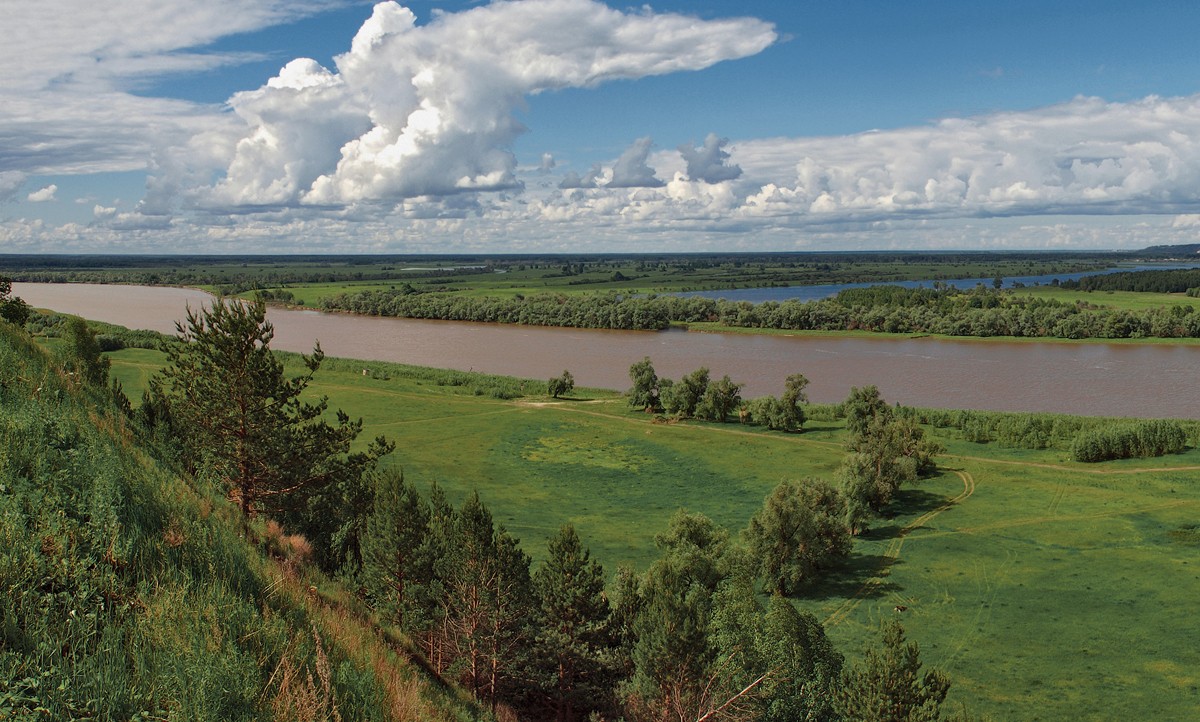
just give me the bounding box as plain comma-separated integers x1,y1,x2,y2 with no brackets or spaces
1013,285,1200,312
105,347,1200,720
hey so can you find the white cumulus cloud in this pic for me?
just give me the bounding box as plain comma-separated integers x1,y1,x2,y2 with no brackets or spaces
27,185,58,202
730,94,1200,224
678,133,742,183
205,0,776,207
0,1,342,178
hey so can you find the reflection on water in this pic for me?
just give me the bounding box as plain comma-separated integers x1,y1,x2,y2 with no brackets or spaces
15,282,1200,419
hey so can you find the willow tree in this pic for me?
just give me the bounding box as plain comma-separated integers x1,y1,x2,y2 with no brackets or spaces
154,298,390,519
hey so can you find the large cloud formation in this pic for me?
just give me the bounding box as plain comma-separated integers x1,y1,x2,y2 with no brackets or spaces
732,94,1200,223
208,0,777,207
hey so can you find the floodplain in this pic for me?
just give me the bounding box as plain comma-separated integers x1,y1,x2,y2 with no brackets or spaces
106,347,1200,720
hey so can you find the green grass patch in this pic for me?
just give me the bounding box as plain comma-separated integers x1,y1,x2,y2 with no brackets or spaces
100,345,1200,720
1014,286,1200,312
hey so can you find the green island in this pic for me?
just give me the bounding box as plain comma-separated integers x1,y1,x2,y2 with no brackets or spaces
4,265,1199,720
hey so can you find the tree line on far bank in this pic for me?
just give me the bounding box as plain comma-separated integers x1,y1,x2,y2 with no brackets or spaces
320,277,1200,340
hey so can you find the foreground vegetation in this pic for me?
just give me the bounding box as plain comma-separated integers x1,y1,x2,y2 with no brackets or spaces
95,329,1200,720
0,321,482,721
5,297,982,721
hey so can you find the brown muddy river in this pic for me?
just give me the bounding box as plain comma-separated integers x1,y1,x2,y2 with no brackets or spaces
14,282,1200,419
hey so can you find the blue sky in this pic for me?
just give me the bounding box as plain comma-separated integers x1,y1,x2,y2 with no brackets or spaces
5,0,1200,253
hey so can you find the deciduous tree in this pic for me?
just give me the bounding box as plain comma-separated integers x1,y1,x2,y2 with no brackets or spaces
548,369,575,398
0,277,31,327
744,479,851,595
663,367,709,418
628,357,660,411
697,374,743,422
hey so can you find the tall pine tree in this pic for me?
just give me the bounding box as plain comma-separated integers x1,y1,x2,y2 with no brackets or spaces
532,525,616,721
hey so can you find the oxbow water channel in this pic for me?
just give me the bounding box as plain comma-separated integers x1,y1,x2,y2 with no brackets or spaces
15,282,1200,419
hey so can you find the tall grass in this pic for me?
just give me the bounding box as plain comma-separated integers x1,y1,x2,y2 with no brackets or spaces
0,322,482,721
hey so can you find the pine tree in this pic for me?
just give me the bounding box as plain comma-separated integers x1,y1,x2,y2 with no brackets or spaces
362,470,431,631
440,492,534,710
532,525,616,721
152,298,391,519
833,621,951,722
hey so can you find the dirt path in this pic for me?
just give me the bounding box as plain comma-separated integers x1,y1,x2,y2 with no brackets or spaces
823,469,975,627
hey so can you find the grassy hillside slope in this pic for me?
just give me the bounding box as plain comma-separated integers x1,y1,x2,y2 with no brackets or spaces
0,323,484,721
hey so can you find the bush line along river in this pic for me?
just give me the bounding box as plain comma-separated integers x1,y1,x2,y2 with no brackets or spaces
15,281,1200,419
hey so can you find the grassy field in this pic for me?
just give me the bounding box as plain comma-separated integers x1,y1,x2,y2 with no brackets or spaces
1012,285,1200,311
105,348,1200,720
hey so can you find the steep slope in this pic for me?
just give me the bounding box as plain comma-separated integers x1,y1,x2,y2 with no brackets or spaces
0,321,484,721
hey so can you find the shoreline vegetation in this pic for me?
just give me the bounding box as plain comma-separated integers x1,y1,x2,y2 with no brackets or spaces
314,281,1200,341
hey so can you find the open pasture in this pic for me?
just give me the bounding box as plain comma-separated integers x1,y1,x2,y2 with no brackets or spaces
106,349,1200,720
1013,285,1200,312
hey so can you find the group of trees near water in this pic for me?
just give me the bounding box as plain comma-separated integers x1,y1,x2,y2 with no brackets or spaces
629,358,944,536
1069,420,1189,462
628,357,809,431
322,279,1200,339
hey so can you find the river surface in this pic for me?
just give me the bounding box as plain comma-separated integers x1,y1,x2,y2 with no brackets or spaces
14,282,1200,419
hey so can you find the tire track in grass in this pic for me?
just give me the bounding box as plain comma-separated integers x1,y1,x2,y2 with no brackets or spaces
945,453,1200,476
922,498,1193,538
1048,479,1068,515
824,469,975,627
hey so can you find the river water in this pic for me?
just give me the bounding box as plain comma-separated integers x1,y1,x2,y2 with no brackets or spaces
13,282,1200,419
